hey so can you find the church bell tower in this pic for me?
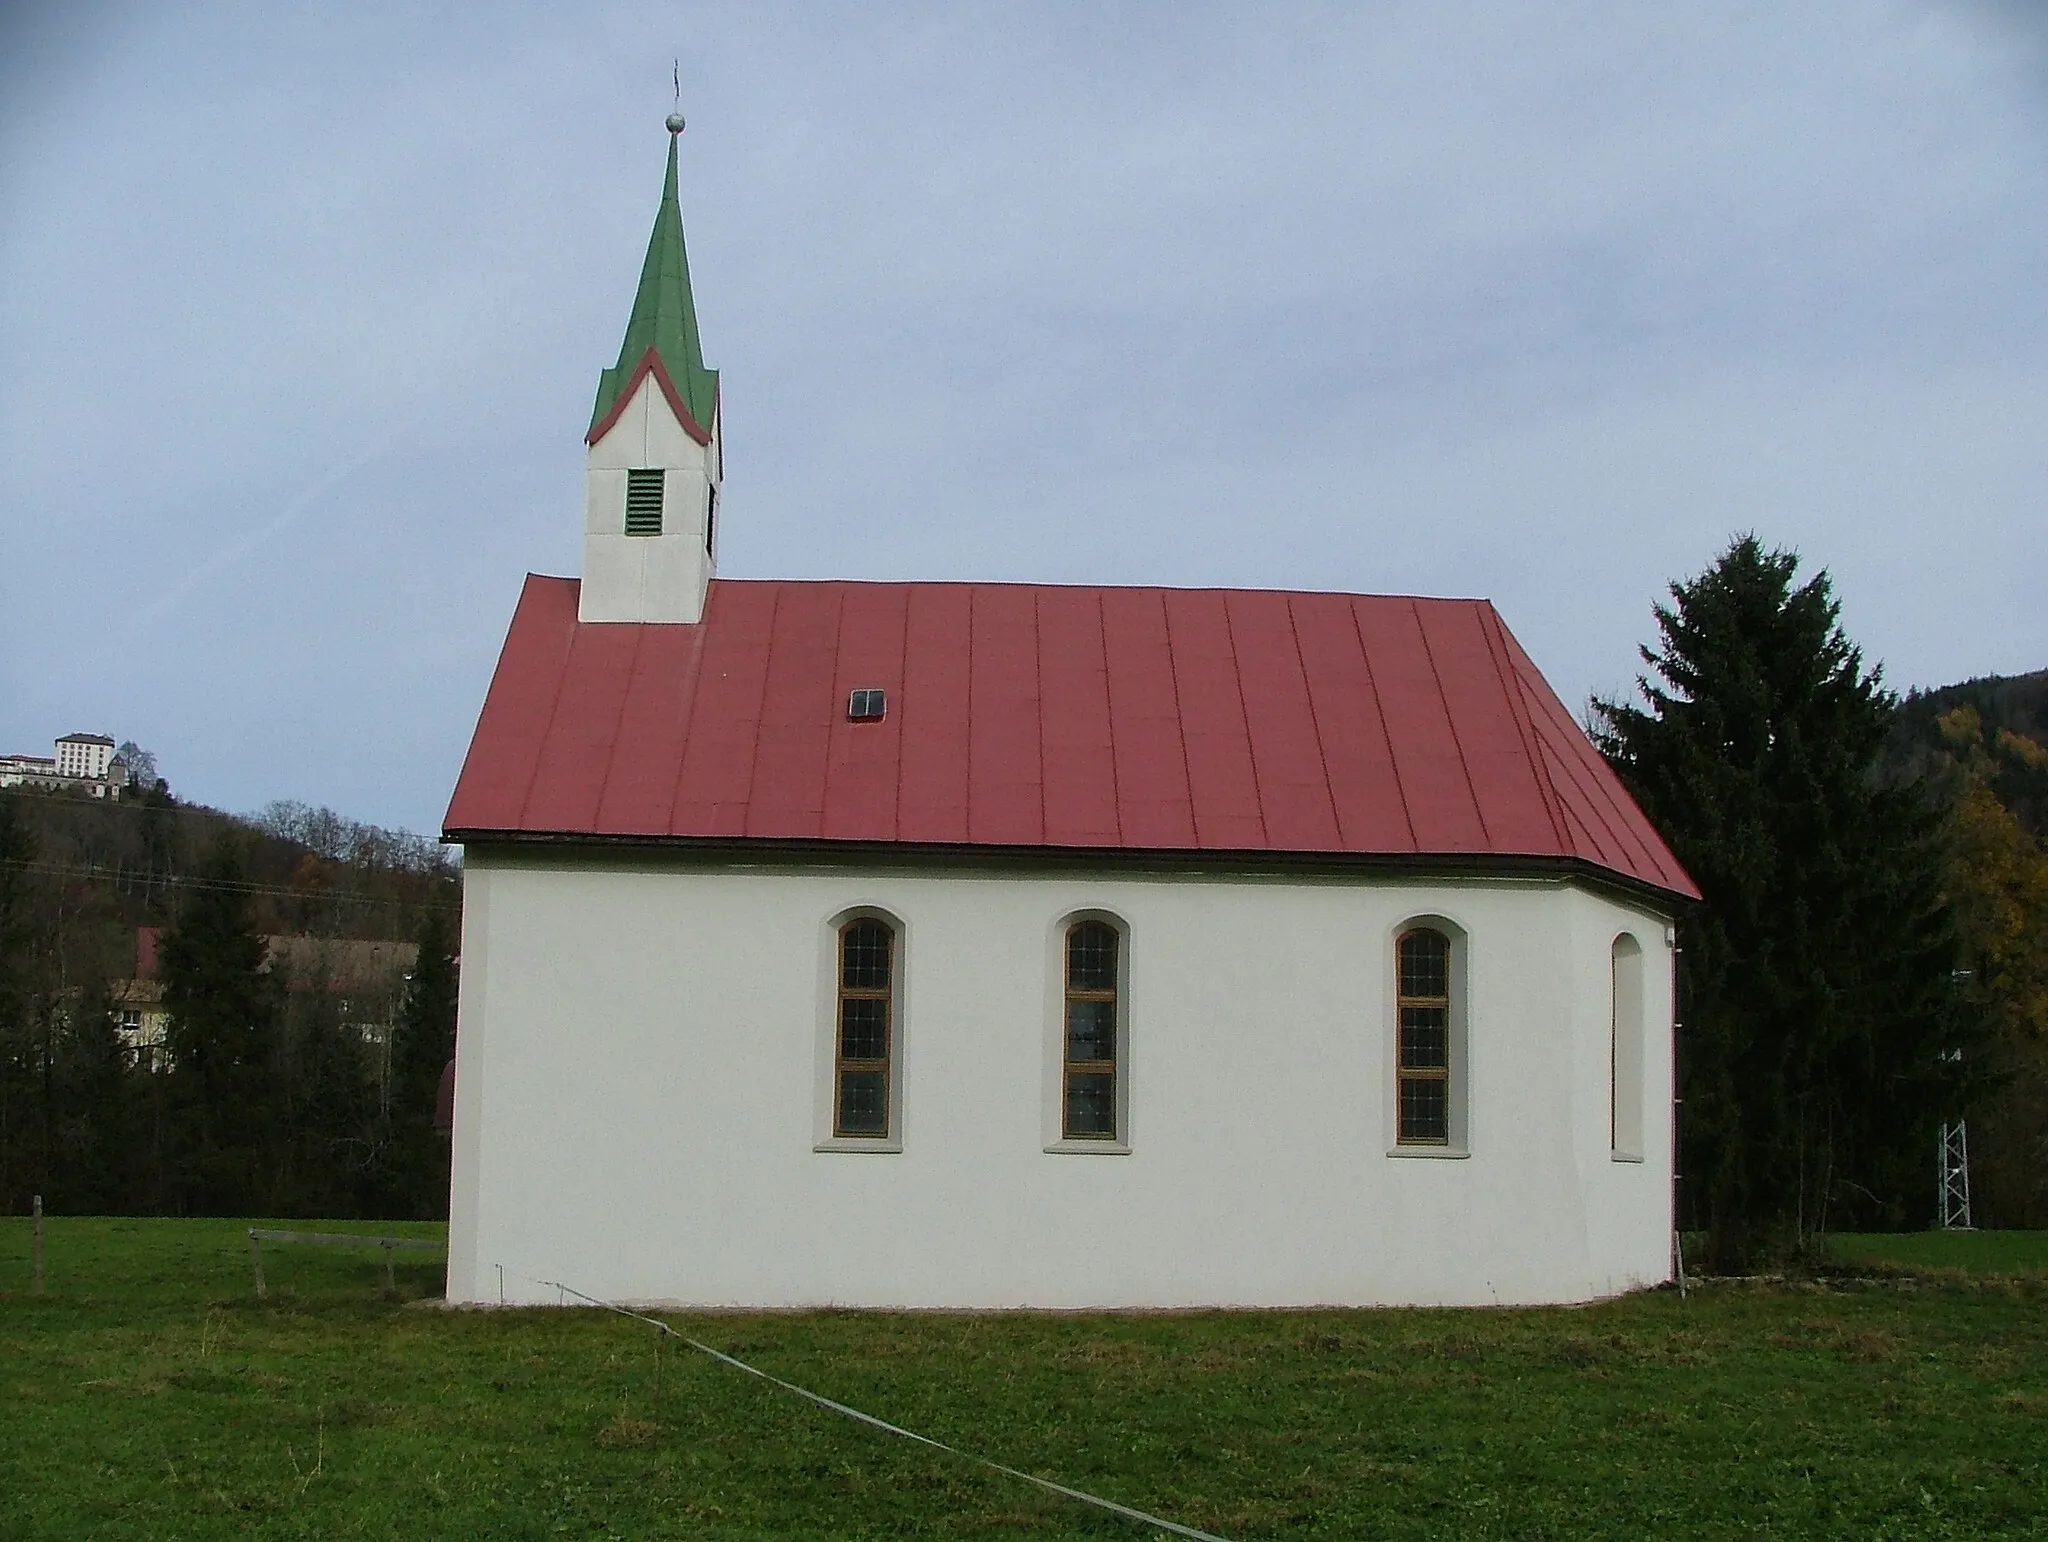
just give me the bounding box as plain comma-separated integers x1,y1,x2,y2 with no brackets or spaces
579,114,722,624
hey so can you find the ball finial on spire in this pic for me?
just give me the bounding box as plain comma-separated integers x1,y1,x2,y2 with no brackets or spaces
666,111,686,135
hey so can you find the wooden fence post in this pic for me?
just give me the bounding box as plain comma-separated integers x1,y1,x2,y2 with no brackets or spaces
32,1195,43,1293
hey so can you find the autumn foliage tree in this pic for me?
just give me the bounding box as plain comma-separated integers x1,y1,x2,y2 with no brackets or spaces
1593,536,1974,1267
1933,708,2048,1223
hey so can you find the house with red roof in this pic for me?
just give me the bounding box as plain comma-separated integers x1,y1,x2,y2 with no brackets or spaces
441,121,1697,1309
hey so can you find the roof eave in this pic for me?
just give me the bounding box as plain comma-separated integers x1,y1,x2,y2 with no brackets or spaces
438,827,1698,912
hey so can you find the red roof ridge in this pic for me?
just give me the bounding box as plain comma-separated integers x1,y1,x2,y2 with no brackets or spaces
1411,597,1492,848
704,575,1499,604
1477,603,1573,857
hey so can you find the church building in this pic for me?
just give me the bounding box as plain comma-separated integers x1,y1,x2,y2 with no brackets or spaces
441,122,1698,1309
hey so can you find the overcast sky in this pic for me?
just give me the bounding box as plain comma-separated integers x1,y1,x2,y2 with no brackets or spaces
4,2,2044,837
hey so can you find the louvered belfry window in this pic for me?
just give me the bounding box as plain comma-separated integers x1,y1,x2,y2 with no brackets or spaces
625,469,665,536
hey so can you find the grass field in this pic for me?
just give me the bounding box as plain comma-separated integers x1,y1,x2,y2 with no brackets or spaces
5,1221,2047,1540
1824,1228,2048,1275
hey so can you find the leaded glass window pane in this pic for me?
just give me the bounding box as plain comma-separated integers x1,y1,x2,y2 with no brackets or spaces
840,997,889,1061
1067,922,1118,991
1399,1077,1448,1143
841,920,892,989
1398,930,1449,999
838,1071,889,1135
1065,1072,1116,1138
1066,998,1117,1064
1399,1004,1448,1069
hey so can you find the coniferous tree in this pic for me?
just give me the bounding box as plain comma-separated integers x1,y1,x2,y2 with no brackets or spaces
275,976,375,1217
386,905,458,1218
1592,536,1975,1267
49,983,136,1213
161,838,279,1214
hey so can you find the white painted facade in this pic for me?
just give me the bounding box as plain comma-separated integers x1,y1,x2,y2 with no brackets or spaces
55,733,115,779
578,372,721,624
447,847,1675,1309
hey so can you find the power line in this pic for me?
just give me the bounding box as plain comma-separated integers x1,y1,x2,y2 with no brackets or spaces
0,856,449,913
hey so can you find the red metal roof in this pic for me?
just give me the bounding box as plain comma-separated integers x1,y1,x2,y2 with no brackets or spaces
444,576,1698,901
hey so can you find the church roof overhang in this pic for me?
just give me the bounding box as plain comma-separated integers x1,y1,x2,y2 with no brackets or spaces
443,574,1700,903
443,828,1692,914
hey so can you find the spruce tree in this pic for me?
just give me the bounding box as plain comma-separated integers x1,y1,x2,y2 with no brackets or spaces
1593,536,1973,1266
50,984,136,1214
161,838,279,1214
277,975,375,1217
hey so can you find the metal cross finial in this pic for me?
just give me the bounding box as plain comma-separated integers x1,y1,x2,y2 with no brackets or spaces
667,60,685,135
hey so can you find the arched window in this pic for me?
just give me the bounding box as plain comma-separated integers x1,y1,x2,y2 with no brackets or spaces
1610,934,1645,1160
835,917,896,1139
1396,927,1452,1145
1063,920,1121,1141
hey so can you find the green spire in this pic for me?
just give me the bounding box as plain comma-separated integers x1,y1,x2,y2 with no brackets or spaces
589,130,718,437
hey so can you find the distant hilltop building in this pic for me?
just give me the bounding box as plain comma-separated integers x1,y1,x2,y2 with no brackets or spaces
0,732,130,800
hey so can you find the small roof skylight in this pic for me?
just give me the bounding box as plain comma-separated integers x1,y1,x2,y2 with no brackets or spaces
848,688,886,722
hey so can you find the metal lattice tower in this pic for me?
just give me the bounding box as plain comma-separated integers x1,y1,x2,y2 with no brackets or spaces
1939,1121,1974,1230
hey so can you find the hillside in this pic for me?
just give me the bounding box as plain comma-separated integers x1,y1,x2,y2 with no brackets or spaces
0,784,459,1220
1886,667,2048,837
1,785,454,989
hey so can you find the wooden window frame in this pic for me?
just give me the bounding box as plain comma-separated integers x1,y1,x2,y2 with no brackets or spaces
1061,919,1121,1143
833,917,895,1140
1395,926,1453,1148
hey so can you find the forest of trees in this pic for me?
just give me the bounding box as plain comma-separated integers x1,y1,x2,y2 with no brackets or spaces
1884,672,2048,1231
0,779,458,1219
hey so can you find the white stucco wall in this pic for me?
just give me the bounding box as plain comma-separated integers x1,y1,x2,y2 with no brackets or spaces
580,373,719,624
447,848,1676,1309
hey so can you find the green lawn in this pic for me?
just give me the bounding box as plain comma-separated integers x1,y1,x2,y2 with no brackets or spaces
4,1220,2047,1540
1824,1229,2048,1275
